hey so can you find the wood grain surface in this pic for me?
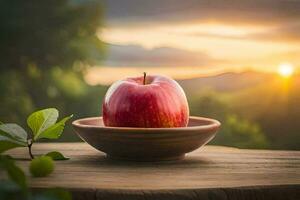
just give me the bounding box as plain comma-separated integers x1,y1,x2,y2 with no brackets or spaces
4,143,300,200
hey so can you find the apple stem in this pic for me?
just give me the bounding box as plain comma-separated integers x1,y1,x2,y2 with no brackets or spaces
143,72,147,85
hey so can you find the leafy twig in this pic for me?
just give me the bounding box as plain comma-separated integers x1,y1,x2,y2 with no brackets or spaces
0,108,72,160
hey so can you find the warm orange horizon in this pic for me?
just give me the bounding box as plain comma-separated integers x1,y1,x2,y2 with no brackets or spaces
85,65,299,85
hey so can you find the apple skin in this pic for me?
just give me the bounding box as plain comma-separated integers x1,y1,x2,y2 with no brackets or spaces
102,75,189,128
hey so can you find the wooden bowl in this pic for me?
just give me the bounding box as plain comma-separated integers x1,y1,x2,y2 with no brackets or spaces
72,116,221,161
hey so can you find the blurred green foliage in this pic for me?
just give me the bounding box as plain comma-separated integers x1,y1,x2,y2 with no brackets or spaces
0,0,104,70
189,90,269,149
0,155,71,200
215,114,268,149
0,66,107,141
0,0,106,141
230,78,300,150
187,78,300,150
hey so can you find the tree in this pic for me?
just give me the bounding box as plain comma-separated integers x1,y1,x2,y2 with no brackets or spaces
189,90,269,149
189,89,229,121
0,0,104,70
212,114,269,149
0,0,105,141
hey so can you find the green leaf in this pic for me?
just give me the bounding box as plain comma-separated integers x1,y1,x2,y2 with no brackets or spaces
6,163,27,190
45,151,69,160
27,108,59,140
0,124,28,153
0,155,27,190
0,140,26,153
37,115,73,140
0,123,28,143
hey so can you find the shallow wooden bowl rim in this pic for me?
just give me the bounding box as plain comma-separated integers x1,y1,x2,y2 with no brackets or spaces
72,116,221,133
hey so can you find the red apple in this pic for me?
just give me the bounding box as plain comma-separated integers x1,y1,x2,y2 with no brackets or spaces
102,73,189,128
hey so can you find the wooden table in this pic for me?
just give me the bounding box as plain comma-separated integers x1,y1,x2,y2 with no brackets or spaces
5,143,300,200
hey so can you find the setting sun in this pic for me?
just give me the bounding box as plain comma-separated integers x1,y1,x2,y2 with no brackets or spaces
278,63,295,78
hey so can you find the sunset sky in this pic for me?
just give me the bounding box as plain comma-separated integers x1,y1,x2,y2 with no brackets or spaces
87,0,300,85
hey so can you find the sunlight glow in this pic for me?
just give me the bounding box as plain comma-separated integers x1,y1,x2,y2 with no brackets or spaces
278,63,295,78
99,24,296,65
84,66,227,85
165,23,265,37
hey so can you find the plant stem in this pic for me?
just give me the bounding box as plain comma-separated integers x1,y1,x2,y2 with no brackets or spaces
143,72,147,85
28,139,34,159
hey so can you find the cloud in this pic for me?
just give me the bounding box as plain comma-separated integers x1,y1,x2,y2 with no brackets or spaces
104,0,300,27
248,23,300,42
99,0,300,71
185,23,300,42
103,0,300,44
103,44,225,67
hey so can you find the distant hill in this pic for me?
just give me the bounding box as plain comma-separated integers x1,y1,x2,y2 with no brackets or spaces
179,71,300,150
177,71,275,93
